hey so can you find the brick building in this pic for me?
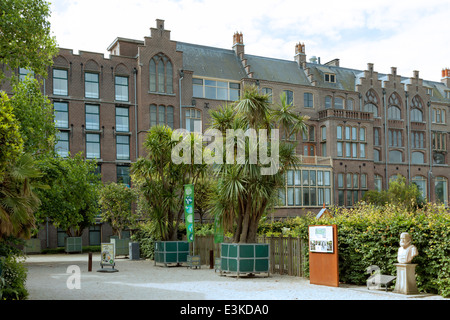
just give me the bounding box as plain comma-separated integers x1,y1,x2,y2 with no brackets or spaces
4,19,450,248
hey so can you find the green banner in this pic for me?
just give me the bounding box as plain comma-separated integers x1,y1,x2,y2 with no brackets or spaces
214,215,224,244
184,184,195,242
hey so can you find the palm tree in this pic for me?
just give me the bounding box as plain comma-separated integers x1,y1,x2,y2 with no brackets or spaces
0,153,43,240
209,85,308,243
131,125,207,241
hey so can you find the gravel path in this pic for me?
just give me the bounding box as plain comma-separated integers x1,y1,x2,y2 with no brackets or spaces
23,253,444,301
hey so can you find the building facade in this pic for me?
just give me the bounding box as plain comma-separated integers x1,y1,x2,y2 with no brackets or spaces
4,19,450,247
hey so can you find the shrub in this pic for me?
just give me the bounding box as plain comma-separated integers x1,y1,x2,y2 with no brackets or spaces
258,203,450,298
0,255,28,300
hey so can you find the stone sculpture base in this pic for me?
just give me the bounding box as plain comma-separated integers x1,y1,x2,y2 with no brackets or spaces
393,263,418,295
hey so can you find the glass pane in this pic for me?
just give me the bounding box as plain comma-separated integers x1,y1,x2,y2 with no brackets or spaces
295,188,301,206
294,171,301,185
302,170,309,186
287,170,294,186
324,172,330,186
310,171,316,186
287,188,294,206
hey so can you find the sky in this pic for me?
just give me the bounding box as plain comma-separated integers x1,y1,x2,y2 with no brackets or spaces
48,0,450,82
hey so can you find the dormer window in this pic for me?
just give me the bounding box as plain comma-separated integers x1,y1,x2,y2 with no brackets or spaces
324,73,336,83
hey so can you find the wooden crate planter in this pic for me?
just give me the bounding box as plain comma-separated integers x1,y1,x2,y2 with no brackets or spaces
65,237,82,253
220,243,270,278
154,241,189,267
111,238,130,257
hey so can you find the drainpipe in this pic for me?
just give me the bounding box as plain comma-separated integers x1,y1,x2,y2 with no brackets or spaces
406,92,410,181
427,101,432,201
133,68,138,159
383,88,388,189
179,70,184,129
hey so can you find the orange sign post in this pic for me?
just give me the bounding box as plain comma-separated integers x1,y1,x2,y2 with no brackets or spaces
308,224,339,287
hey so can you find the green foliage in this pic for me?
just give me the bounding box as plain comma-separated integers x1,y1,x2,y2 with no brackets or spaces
35,154,101,237
0,92,23,179
258,203,450,298
9,76,57,158
208,85,308,243
131,221,159,259
99,182,138,238
0,254,28,300
362,175,424,211
0,0,58,80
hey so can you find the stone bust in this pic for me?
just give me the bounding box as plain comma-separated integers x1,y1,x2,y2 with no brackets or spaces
397,232,418,264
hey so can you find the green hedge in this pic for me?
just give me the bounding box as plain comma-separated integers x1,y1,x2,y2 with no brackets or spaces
259,203,450,298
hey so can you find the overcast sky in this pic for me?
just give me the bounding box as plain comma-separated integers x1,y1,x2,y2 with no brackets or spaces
49,0,450,82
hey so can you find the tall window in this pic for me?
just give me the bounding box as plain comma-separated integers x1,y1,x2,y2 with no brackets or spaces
116,135,130,160
55,131,69,157
374,175,382,192
86,133,100,159
53,69,68,95
54,102,68,128
85,72,99,99
432,132,447,151
388,93,401,119
364,89,378,117
432,108,446,124
435,177,448,206
261,87,272,103
284,90,293,105
149,104,174,129
186,109,201,132
85,105,99,130
334,97,344,109
115,76,129,101
116,107,129,132
388,129,402,147
412,176,426,201
389,150,403,163
117,165,131,186
304,92,313,108
325,96,332,109
149,54,173,94
411,131,424,149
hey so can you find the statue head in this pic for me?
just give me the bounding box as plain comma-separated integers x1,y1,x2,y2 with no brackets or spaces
399,232,412,249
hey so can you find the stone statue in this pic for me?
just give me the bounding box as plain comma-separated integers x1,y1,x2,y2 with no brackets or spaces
397,232,418,264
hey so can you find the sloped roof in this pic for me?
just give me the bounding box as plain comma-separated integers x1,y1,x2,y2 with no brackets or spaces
176,42,247,80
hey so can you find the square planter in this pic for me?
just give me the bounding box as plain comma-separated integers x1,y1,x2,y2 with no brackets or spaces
65,237,82,253
154,241,189,267
111,238,130,257
220,243,270,278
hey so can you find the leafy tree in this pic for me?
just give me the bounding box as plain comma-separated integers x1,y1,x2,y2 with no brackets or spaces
362,175,424,211
208,85,307,243
131,125,206,241
35,154,101,237
9,76,57,158
99,182,138,239
0,92,23,180
0,0,58,80
0,153,43,240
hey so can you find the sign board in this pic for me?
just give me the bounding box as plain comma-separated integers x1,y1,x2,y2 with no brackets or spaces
101,243,115,267
184,184,195,242
308,224,339,287
309,225,334,253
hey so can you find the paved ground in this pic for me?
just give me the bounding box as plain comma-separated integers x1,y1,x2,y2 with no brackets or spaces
23,253,445,301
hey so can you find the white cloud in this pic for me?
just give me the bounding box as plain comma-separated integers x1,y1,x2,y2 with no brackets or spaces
49,0,450,81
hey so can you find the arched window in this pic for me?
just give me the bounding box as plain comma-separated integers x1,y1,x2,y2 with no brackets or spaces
364,89,379,117
410,94,424,122
149,53,173,94
411,109,423,122
388,106,401,119
389,150,403,163
411,152,424,164
335,97,344,109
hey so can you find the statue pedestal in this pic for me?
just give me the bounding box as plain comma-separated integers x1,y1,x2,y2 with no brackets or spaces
393,263,418,295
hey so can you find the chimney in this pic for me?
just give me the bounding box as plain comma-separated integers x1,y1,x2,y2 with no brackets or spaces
233,31,244,57
294,42,306,68
441,68,450,87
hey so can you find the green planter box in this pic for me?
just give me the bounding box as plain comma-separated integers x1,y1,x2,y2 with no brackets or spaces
220,243,270,277
154,241,189,267
111,238,130,256
65,237,82,253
